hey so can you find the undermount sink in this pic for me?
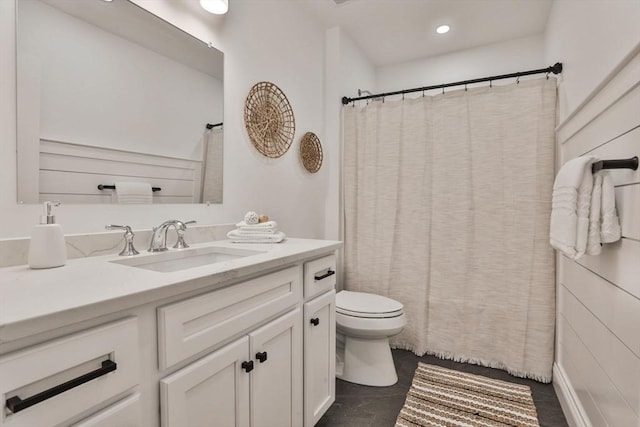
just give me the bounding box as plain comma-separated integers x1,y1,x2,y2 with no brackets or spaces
110,246,265,273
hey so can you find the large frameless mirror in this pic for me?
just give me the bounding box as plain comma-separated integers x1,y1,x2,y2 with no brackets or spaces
16,0,224,204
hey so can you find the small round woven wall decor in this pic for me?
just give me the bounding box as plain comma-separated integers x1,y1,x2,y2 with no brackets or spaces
300,132,323,173
244,81,295,158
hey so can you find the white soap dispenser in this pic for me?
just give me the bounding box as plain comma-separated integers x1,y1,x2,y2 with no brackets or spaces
28,201,67,269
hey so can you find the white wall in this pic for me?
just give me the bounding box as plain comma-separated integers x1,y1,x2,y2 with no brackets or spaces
323,27,375,241
376,35,546,95
0,0,329,239
544,1,640,426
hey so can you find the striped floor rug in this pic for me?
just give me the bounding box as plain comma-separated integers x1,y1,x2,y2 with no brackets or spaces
395,363,540,427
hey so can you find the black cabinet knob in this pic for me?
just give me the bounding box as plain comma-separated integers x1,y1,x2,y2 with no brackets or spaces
256,351,268,363
241,360,254,373
310,317,320,326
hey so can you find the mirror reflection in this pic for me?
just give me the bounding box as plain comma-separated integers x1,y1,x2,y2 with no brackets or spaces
16,0,224,204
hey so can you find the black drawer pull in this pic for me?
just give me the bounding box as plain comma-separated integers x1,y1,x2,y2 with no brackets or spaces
6,360,117,414
314,269,335,281
310,317,320,326
241,361,254,373
256,351,268,363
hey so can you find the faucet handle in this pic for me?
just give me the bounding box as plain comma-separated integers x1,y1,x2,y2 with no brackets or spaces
105,225,140,256
173,220,196,249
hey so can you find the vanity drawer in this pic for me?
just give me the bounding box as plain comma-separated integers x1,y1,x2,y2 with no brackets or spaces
0,317,139,427
71,393,141,427
303,254,337,300
158,265,302,370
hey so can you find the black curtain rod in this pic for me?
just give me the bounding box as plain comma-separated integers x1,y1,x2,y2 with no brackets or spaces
341,62,563,105
206,122,223,129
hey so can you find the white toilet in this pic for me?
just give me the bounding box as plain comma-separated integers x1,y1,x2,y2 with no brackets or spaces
335,290,406,387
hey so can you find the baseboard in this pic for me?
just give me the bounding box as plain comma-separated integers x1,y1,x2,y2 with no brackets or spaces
552,363,591,427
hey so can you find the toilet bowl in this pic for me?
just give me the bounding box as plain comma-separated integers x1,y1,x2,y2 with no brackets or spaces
335,290,406,387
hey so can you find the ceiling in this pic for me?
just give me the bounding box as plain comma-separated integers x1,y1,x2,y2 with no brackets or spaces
301,0,554,67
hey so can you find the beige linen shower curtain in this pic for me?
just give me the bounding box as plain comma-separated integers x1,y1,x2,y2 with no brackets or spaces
343,78,556,382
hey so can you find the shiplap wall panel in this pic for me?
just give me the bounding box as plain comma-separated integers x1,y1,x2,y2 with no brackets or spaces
554,49,640,427
560,286,639,416
560,83,640,154
39,171,195,198
40,139,200,169
562,259,640,358
557,51,640,143
557,316,609,427
559,316,637,427
40,153,196,181
38,140,202,203
616,184,640,240
574,239,640,299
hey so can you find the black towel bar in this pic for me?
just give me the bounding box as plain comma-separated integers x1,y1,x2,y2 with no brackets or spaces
98,184,161,192
591,156,638,173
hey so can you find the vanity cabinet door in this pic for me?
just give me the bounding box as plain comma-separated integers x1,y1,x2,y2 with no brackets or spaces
160,337,250,427
303,290,336,427
249,309,303,427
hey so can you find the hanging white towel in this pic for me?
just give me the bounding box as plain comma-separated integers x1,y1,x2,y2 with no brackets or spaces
586,172,603,256
226,229,286,243
599,172,621,243
113,182,153,204
549,156,597,260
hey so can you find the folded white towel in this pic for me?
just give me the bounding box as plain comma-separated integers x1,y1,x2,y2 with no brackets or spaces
227,229,286,243
235,220,278,230
114,182,152,204
599,172,621,243
235,228,278,235
550,156,596,260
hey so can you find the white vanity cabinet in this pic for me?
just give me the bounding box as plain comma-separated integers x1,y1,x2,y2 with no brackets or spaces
0,240,341,427
303,255,337,427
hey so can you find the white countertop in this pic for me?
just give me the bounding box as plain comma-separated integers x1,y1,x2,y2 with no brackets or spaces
0,238,341,343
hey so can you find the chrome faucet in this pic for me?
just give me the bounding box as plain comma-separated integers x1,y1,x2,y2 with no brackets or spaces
148,220,196,252
105,224,140,256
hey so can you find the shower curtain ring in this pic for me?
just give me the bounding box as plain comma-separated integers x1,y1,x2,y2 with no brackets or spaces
402,93,405,101
490,80,492,88
546,72,550,80
516,75,520,84
465,84,467,92
422,89,425,97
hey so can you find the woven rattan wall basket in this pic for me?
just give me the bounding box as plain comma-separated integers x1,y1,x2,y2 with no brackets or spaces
300,132,323,173
244,81,295,158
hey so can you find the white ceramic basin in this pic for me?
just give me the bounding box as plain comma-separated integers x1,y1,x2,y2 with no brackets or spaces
110,246,265,273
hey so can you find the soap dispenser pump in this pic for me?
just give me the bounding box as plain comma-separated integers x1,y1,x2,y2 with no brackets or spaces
28,201,67,269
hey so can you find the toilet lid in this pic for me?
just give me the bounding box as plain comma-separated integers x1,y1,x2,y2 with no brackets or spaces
336,291,404,318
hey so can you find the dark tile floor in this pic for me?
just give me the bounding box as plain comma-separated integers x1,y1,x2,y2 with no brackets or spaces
317,349,568,427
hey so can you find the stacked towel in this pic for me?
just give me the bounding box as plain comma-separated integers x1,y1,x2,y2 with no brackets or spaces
227,217,286,243
113,182,152,204
550,157,621,260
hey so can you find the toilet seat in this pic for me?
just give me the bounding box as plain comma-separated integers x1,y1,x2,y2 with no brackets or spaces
336,291,403,318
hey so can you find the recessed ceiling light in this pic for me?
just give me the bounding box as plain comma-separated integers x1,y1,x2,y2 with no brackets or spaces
200,0,228,14
436,25,450,35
